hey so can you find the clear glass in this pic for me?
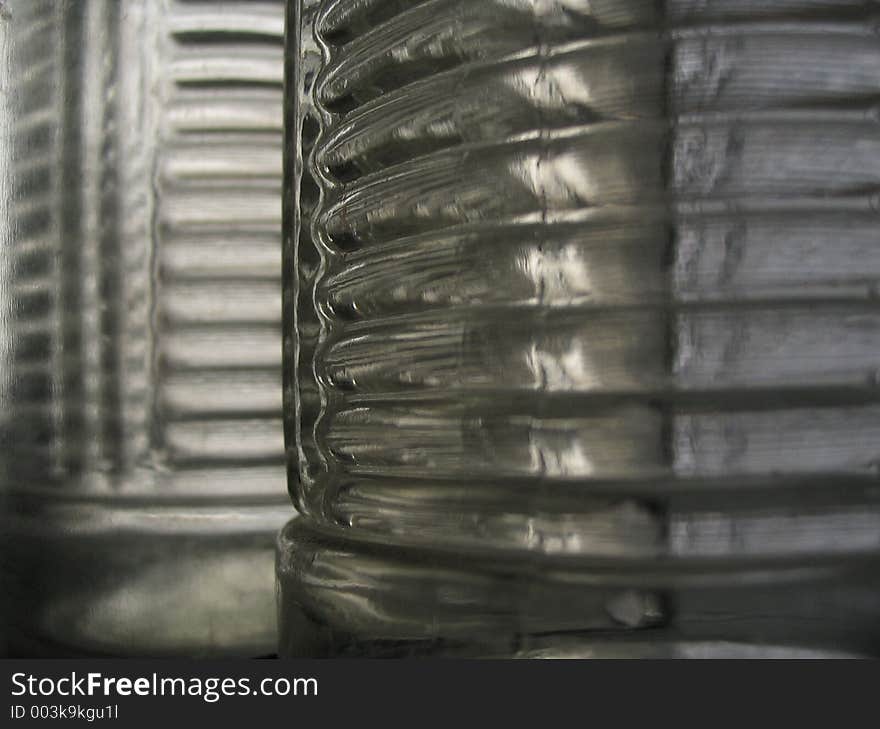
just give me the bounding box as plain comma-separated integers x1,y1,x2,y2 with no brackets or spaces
280,0,880,657
1,0,288,656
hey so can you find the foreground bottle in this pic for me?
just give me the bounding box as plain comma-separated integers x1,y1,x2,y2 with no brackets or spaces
279,0,880,657
1,0,288,656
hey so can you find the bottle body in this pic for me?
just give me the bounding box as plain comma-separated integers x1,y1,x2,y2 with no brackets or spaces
280,0,880,656
1,0,288,656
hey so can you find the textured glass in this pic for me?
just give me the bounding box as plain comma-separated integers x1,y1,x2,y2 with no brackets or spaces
1,0,287,656
280,0,880,657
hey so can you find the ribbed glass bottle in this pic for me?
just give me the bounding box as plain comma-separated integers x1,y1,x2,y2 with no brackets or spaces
279,0,880,657
1,0,289,656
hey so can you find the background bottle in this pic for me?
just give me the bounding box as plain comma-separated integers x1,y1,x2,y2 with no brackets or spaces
1,0,289,657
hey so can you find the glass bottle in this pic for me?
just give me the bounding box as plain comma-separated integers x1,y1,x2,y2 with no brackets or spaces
1,0,289,656
279,0,880,657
